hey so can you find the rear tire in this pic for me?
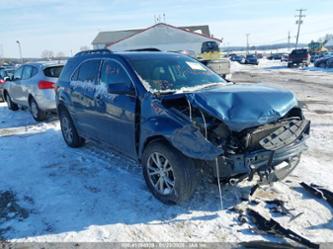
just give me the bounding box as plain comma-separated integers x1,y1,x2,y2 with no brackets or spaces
142,141,199,204
29,97,47,121
4,92,19,111
59,107,85,148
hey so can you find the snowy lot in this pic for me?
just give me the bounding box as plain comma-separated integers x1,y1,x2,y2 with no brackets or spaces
0,60,333,245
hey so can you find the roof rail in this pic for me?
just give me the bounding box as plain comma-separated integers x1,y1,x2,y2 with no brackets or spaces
74,49,112,57
126,48,161,52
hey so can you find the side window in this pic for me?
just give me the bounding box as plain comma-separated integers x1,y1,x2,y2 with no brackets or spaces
0,69,4,78
31,66,38,77
14,67,23,80
71,68,79,81
22,66,33,80
77,60,101,83
100,60,132,87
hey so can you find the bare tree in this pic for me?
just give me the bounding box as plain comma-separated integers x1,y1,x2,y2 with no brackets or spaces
41,50,54,59
56,51,65,58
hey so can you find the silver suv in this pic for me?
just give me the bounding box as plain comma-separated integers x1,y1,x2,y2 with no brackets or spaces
3,62,64,121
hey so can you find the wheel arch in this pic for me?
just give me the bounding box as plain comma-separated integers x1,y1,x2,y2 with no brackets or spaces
139,135,171,162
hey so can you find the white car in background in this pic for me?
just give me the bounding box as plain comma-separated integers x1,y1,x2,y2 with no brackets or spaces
3,62,64,121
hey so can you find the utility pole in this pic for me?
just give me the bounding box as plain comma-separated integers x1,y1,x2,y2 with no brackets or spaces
246,33,250,55
295,9,306,49
288,31,291,51
16,40,23,63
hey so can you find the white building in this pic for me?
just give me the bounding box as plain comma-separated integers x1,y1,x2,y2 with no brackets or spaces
92,23,221,55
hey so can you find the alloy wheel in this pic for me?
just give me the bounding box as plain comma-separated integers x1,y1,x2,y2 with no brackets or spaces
147,152,176,195
30,101,38,118
61,116,73,144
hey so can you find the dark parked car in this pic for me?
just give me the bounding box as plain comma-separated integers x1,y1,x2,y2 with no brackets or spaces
287,49,310,68
244,54,259,65
230,55,245,64
267,53,282,60
0,67,15,102
314,56,333,68
56,49,310,204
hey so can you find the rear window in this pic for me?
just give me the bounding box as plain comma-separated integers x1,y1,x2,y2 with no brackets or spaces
43,65,64,78
291,49,307,55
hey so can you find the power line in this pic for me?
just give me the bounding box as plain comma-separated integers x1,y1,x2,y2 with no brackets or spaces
295,9,306,49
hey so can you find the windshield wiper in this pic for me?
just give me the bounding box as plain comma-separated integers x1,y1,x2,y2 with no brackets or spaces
154,90,177,96
196,82,224,90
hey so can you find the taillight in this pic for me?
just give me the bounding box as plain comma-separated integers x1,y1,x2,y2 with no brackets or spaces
0,79,5,84
38,80,55,89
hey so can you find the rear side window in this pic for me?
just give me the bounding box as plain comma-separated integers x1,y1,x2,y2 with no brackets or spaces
14,67,23,80
22,66,33,80
77,60,100,83
44,66,63,78
0,69,4,78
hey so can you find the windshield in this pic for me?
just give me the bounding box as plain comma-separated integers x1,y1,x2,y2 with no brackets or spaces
127,54,225,92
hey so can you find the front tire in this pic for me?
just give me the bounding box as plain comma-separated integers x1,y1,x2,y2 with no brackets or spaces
29,97,47,121
4,92,19,111
142,141,199,204
59,107,85,148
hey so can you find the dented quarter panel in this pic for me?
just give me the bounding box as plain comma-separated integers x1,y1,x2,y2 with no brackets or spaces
186,83,298,132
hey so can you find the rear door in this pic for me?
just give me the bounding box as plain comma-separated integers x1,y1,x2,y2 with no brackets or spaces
18,65,36,105
10,66,24,102
94,59,137,158
69,59,101,137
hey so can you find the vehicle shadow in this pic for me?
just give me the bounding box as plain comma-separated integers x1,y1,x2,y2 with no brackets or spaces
0,104,58,129
0,128,250,240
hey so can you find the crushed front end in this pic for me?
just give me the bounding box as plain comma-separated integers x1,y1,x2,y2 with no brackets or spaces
159,84,310,185
209,115,310,184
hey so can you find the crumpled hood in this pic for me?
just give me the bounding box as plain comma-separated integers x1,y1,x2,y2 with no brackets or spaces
186,84,298,132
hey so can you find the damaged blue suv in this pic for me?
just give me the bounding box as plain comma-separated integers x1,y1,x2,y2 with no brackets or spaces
56,49,310,204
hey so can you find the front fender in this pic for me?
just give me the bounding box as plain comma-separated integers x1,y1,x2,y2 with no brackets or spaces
140,114,222,161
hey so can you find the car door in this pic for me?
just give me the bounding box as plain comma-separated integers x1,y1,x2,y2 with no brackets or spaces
69,59,101,137
17,65,33,105
10,66,24,102
95,59,137,158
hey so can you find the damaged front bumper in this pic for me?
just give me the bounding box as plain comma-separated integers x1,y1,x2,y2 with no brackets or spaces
211,119,310,184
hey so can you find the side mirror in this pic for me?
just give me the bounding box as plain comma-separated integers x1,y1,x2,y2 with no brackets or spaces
107,83,135,95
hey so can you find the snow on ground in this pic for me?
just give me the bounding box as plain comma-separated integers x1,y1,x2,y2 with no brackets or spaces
0,62,333,244
231,58,333,75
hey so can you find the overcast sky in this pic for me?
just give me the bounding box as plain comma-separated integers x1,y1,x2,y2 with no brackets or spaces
1,0,332,58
